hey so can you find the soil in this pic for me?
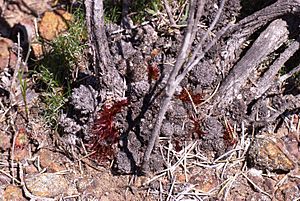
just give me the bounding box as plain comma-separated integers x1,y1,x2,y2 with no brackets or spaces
1,0,300,200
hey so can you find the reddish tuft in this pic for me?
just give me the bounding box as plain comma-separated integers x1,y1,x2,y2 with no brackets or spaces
88,99,128,164
147,63,160,81
175,90,203,105
223,120,237,146
190,116,206,138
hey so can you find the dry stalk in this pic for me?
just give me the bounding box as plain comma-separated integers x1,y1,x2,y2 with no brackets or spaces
162,0,176,26
166,176,176,201
142,0,229,173
0,169,21,184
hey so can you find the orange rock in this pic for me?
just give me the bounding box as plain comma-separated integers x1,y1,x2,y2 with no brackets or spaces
190,168,219,193
275,180,300,201
177,173,186,183
39,148,65,172
39,9,73,41
0,37,16,71
248,135,295,172
25,173,69,197
31,43,44,59
3,185,27,201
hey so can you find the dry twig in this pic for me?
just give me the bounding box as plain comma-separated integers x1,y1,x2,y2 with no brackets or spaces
162,0,176,26
142,0,229,173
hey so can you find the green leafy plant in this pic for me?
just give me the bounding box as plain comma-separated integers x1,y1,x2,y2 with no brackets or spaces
103,0,163,24
33,65,70,126
132,0,162,23
32,8,86,127
104,3,122,23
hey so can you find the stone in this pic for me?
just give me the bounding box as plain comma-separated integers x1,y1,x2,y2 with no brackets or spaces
25,173,69,197
274,180,300,201
190,168,219,193
39,149,65,172
31,43,44,59
0,131,11,151
39,9,73,41
0,37,17,71
247,135,295,172
3,185,27,201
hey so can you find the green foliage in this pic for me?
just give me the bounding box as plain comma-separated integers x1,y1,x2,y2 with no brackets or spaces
33,65,70,126
104,2,122,23
103,0,163,24
132,0,162,23
43,8,87,85
32,8,86,127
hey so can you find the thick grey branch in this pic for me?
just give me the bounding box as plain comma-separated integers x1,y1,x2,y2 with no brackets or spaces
212,19,289,108
252,38,300,99
84,0,124,95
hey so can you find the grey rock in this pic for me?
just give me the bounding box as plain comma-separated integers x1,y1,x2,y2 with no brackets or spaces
25,173,69,198
59,114,81,135
70,85,97,115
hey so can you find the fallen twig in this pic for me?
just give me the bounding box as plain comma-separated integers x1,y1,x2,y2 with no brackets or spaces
162,0,176,26
142,0,228,173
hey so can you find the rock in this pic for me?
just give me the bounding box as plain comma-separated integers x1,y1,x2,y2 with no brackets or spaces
11,18,36,48
24,164,39,174
274,180,300,201
39,149,65,172
280,132,300,163
114,151,132,174
0,131,11,151
31,43,44,59
0,37,17,71
247,134,295,172
247,168,275,195
39,9,73,41
3,185,27,201
161,121,174,137
25,173,69,197
199,117,226,157
190,168,219,193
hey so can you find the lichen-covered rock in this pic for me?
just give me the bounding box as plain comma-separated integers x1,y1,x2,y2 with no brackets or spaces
247,135,295,172
59,114,81,135
3,185,27,201
71,85,98,115
59,85,98,140
25,173,69,197
0,37,17,71
39,9,73,41
199,117,226,157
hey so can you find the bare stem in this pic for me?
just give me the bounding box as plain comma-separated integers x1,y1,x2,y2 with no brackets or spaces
162,0,176,26
141,0,231,173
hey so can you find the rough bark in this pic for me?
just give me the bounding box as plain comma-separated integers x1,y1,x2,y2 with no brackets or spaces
84,0,124,96
212,19,289,109
220,0,300,76
252,38,300,100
